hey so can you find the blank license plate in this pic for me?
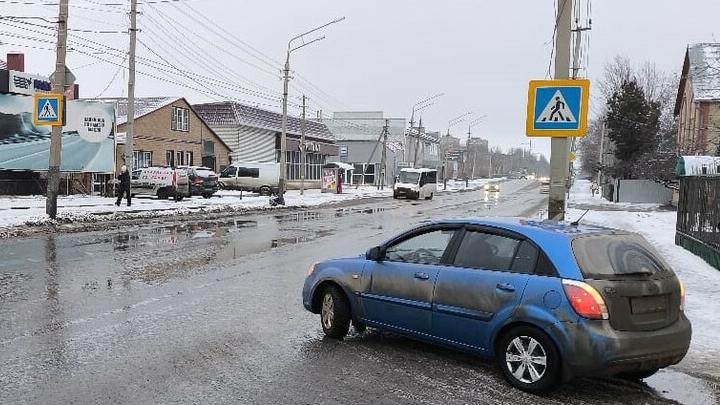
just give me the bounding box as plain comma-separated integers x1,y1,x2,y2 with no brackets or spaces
631,295,667,315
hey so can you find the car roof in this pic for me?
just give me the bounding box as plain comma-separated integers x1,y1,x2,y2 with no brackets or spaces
433,217,618,239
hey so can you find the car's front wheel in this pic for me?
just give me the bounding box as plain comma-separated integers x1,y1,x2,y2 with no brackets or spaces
320,286,351,339
497,326,561,394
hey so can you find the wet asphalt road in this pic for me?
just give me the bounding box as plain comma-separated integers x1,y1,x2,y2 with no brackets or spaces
0,180,718,405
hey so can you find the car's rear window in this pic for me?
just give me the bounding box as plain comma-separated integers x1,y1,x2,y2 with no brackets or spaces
572,233,671,279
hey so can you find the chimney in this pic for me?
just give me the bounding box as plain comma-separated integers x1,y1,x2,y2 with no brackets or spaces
7,53,24,72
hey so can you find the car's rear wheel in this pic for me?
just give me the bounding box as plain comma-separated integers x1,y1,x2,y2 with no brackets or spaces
617,369,659,380
259,186,272,196
497,326,561,394
157,189,168,200
320,286,351,339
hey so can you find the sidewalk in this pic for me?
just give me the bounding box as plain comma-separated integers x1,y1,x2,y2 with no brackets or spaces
0,179,490,230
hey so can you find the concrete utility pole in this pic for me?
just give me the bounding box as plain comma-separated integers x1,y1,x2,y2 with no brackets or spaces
45,0,69,219
379,119,389,190
548,0,573,221
300,95,306,195
124,0,138,174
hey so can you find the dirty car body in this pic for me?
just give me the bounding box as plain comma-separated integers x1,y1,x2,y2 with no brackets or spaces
302,218,691,393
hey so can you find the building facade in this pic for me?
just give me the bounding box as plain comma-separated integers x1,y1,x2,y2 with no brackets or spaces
319,111,407,186
194,102,337,188
675,43,720,155
102,97,231,174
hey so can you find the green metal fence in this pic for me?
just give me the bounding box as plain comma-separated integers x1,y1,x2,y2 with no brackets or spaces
676,176,720,270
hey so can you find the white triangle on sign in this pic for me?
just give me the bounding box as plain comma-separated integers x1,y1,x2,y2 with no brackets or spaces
536,90,576,123
39,100,58,119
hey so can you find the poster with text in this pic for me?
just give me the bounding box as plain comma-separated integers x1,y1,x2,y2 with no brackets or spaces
0,93,115,172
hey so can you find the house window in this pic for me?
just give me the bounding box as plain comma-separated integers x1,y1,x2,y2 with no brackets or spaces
176,151,185,166
186,151,194,166
171,107,189,132
133,150,152,168
166,150,175,167
285,151,326,181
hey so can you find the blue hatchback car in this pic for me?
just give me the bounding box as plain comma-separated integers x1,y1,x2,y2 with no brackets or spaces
302,218,692,393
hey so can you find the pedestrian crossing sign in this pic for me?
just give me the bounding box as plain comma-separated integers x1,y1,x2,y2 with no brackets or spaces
33,93,65,126
526,79,589,137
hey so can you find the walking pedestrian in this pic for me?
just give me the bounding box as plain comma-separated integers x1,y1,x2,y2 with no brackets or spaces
115,165,131,207
591,181,599,197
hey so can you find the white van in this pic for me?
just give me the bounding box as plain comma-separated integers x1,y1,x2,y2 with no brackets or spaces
131,166,190,200
393,168,437,200
219,162,280,196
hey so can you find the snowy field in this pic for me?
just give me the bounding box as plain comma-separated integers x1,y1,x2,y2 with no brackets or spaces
568,179,720,378
0,179,490,230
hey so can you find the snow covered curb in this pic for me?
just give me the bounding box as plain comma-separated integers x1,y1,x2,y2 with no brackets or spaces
0,180,493,237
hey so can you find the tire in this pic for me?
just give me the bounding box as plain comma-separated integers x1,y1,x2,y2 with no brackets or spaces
218,182,225,190
425,193,434,200
353,321,367,333
497,326,561,394
617,369,660,380
259,186,272,196
392,193,399,199
320,285,351,339
176,195,184,202
157,188,168,200
202,193,212,199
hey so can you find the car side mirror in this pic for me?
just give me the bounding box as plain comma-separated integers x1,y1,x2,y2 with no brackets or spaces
366,246,384,261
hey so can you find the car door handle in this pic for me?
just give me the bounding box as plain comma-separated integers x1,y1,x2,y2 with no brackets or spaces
496,283,516,292
414,272,430,280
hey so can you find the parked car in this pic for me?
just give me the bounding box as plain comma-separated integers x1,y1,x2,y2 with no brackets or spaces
130,166,190,200
181,166,219,198
219,162,279,196
393,168,437,200
302,218,691,394
484,180,500,192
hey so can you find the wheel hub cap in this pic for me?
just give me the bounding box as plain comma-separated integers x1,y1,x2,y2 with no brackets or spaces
505,336,548,384
321,293,334,330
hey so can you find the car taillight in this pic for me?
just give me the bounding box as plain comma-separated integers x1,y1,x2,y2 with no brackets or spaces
679,280,685,311
562,279,609,320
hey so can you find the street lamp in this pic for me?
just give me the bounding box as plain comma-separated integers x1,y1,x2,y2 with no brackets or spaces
278,17,345,204
466,116,487,181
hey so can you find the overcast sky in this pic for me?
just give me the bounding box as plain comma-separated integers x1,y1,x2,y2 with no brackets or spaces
2,0,720,158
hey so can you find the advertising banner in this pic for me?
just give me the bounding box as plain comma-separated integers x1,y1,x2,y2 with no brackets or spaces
0,93,115,172
322,167,337,193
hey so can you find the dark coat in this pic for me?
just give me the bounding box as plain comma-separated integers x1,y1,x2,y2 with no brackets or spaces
118,171,130,189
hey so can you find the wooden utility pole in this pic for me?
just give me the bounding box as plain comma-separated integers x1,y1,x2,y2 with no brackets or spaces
548,0,573,220
379,119,389,190
45,0,69,219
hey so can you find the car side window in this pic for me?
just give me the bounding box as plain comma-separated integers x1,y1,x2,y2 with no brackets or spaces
453,231,521,272
384,229,456,265
220,166,236,178
510,240,539,274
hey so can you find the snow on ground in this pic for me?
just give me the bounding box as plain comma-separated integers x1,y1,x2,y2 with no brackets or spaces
0,179,490,230
568,179,720,378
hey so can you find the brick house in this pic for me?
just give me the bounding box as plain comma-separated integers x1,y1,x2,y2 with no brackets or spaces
674,43,720,155
101,97,231,173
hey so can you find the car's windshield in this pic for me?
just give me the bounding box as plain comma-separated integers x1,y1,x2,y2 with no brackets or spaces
572,233,671,279
398,171,420,184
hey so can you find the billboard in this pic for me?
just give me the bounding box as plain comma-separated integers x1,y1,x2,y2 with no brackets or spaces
0,93,115,172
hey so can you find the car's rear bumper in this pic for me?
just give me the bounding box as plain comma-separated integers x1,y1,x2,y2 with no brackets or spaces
555,313,691,378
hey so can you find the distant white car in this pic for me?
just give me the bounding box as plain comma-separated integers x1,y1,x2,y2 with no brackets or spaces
131,166,190,200
484,181,500,192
